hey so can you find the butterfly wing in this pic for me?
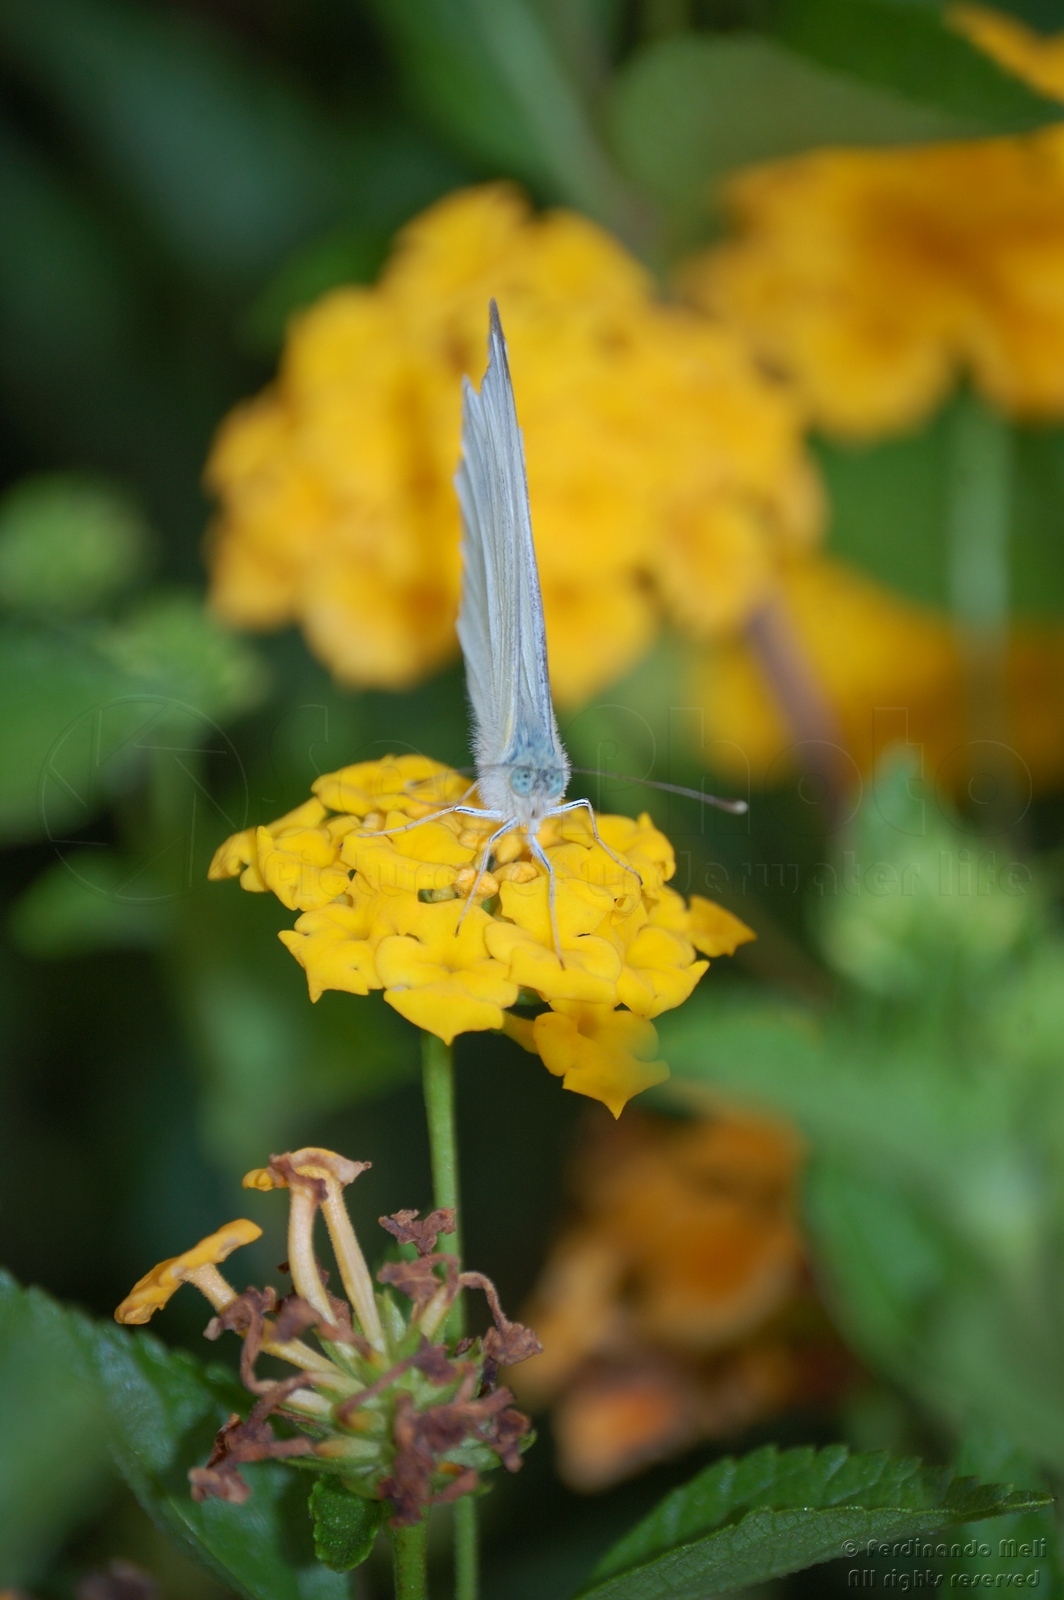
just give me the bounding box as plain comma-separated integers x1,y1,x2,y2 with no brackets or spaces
456,302,565,791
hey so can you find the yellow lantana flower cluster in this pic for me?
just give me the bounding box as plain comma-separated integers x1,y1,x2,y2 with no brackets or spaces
209,755,754,1116
682,41,1064,438
206,184,820,704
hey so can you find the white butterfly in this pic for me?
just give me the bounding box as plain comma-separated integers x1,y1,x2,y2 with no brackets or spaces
377,301,744,953
453,301,638,942
380,301,637,956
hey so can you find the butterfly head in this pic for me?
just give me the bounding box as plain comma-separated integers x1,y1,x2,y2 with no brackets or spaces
476,730,570,824
509,763,567,802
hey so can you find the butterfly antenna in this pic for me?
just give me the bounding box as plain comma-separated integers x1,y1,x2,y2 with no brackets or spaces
568,769,748,815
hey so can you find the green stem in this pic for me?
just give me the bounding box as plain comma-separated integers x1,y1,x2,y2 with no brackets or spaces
421,1033,463,1312
946,389,1015,833
455,1495,479,1600
392,1519,429,1600
420,1034,478,1599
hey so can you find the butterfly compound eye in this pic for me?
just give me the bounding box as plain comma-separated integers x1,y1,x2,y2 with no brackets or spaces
510,767,535,797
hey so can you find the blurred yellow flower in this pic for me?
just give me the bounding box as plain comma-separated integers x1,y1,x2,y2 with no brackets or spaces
950,5,1064,102
682,125,1064,437
512,1109,847,1489
692,558,1064,790
209,755,754,1116
206,185,819,702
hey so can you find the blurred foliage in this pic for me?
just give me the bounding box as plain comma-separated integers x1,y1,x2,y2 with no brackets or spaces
0,1275,113,1586
661,758,1064,1476
1,0,1064,1595
0,475,150,616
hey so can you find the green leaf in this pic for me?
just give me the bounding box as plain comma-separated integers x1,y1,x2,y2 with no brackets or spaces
238,224,393,355
0,0,350,292
658,994,1011,1210
0,1271,114,1584
813,756,1044,999
308,1478,383,1572
9,850,174,959
774,0,1064,131
804,1156,1064,1477
0,623,128,843
821,405,1064,619
93,1324,348,1600
95,591,268,723
608,33,964,234
945,1423,1063,1597
0,473,150,617
1010,423,1064,617
0,116,212,489
657,992,1064,1472
0,600,264,846
366,0,641,236
818,413,953,609
577,1443,1051,1600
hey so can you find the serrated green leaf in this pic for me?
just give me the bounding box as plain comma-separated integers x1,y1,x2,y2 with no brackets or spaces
308,1478,383,1572
946,1423,1063,1597
658,993,1011,1208
0,1271,114,1584
774,0,1064,130
577,1443,1051,1600
657,983,1064,1475
608,32,964,231
93,1323,348,1600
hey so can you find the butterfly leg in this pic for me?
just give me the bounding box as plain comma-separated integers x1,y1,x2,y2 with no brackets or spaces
527,828,564,966
362,789,484,840
364,804,461,839
545,798,643,893
455,819,514,928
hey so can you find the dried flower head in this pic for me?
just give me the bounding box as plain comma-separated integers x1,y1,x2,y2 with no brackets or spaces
205,184,820,704
115,1147,540,1525
209,755,754,1117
